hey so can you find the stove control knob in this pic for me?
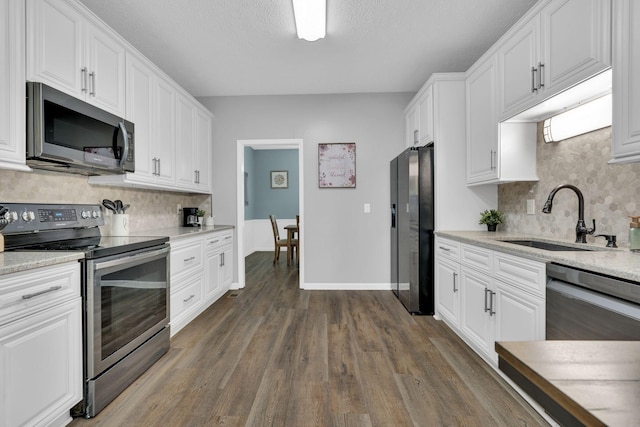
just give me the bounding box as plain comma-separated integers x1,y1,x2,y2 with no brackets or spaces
81,210,93,219
92,211,100,219
6,211,18,222
21,211,36,222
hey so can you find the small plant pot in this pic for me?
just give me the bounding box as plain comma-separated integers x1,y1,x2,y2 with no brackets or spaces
487,224,497,232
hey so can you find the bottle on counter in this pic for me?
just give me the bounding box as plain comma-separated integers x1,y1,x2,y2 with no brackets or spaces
630,216,640,252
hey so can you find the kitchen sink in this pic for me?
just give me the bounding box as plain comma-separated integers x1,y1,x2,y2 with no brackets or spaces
499,240,593,252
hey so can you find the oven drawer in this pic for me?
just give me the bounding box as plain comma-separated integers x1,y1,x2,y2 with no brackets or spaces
171,239,203,277
171,273,203,322
0,262,80,326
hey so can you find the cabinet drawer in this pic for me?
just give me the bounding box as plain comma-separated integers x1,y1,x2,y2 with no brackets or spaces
460,244,492,274
170,240,203,277
494,252,545,296
204,230,233,253
170,273,203,321
0,262,80,326
436,237,460,261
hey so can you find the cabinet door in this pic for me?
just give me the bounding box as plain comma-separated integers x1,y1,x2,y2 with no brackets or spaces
466,57,499,184
204,249,221,302
85,23,126,115
0,298,82,427
126,53,154,180
27,0,84,95
435,257,460,327
175,92,197,189
405,106,419,147
611,0,640,163
0,0,28,171
155,78,176,184
194,107,212,193
220,245,233,288
542,0,611,96
494,281,545,343
418,86,433,144
459,267,493,357
498,16,540,119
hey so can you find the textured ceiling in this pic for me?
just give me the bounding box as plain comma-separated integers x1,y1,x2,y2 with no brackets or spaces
78,0,538,97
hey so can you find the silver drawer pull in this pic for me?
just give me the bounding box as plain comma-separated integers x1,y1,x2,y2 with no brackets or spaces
224,236,232,240
209,240,219,245
22,285,62,300
183,294,195,303
438,246,450,252
184,256,196,263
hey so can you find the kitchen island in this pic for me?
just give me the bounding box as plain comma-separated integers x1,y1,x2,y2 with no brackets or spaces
496,341,640,427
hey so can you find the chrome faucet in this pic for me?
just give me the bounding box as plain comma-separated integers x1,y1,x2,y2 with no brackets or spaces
542,184,595,243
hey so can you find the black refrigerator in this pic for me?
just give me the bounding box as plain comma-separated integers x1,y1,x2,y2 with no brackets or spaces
390,144,434,315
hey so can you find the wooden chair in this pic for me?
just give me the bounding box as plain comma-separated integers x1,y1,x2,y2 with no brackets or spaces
290,215,300,265
269,215,288,264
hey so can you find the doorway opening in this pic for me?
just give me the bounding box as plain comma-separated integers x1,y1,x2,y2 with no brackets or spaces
236,139,304,289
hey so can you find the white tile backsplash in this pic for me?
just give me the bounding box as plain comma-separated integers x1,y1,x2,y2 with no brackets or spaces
498,123,640,247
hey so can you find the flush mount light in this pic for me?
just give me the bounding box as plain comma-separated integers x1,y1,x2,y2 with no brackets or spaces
292,0,326,41
543,93,612,143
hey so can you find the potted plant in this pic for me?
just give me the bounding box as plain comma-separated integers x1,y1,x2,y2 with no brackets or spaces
479,209,504,232
196,209,205,226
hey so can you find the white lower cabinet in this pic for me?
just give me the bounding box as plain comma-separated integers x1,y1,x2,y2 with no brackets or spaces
0,262,82,427
170,229,234,336
435,236,545,366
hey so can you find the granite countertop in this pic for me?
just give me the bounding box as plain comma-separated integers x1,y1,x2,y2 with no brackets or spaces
0,252,84,276
496,340,640,427
436,230,640,283
125,225,235,241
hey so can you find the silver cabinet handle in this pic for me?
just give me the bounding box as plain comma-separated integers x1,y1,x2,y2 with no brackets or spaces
438,246,450,252
157,158,161,176
89,71,96,96
413,129,419,144
152,158,157,175
484,288,490,312
81,67,88,92
490,150,496,171
208,239,220,245
22,285,62,299
183,294,195,303
224,236,232,240
452,272,458,292
538,62,544,89
489,291,496,316
184,256,195,263
531,66,537,92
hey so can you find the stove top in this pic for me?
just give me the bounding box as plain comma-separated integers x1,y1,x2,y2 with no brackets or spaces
1,203,168,258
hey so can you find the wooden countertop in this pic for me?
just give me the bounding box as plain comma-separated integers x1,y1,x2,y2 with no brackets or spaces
495,341,640,427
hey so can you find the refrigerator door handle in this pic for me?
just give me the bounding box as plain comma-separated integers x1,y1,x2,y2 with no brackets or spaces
391,204,396,228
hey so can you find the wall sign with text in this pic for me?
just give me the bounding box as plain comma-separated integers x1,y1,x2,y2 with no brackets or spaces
318,143,356,188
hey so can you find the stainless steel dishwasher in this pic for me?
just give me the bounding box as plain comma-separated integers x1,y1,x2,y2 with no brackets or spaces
546,263,640,340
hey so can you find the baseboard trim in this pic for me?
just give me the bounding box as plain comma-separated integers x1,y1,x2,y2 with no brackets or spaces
302,283,394,291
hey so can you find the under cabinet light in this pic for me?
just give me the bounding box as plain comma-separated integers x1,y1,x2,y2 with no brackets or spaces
543,93,612,143
292,0,326,41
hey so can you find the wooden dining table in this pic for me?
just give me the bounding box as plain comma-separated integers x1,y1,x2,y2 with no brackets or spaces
284,224,298,266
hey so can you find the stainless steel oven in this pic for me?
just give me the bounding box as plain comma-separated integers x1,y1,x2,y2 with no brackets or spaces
85,244,170,417
546,263,640,340
2,203,170,418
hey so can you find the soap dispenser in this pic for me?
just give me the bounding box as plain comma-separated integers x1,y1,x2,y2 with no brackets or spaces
630,216,640,252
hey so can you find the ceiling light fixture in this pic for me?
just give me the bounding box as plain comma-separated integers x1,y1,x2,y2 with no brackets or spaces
543,93,612,143
292,0,326,42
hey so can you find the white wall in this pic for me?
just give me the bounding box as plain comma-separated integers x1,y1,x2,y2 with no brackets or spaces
199,93,413,287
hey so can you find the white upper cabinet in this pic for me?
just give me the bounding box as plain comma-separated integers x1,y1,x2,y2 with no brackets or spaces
611,0,640,163
404,86,433,147
466,56,499,184
194,108,212,193
27,0,126,116
175,92,197,190
498,0,611,120
0,0,30,172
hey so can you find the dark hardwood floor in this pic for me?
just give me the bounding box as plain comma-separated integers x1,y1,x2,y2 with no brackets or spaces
71,251,549,426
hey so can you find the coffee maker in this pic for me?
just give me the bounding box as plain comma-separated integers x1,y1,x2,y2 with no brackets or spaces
183,207,200,227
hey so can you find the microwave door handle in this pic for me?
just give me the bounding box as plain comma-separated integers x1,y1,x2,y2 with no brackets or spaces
117,122,129,167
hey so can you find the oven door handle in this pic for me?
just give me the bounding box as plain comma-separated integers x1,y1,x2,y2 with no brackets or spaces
94,246,170,271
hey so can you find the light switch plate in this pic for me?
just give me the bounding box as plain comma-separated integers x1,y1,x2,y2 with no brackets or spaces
527,199,535,215
364,203,371,213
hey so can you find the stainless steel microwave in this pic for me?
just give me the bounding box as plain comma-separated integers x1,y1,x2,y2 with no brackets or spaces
26,82,134,175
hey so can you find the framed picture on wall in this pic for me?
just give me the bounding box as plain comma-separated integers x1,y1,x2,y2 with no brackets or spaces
270,170,288,189
318,143,356,188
